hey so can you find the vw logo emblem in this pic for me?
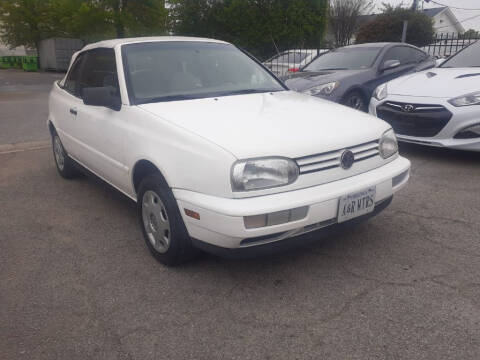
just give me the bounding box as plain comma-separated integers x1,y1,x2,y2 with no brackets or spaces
340,150,355,170
403,104,415,112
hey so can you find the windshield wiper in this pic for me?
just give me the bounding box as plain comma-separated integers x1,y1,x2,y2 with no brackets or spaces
136,89,282,104
136,94,199,104
220,89,282,96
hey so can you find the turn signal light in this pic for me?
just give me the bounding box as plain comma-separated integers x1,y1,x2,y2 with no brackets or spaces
184,209,200,220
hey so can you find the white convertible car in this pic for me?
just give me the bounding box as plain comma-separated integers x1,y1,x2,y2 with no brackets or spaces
48,37,410,265
370,40,480,152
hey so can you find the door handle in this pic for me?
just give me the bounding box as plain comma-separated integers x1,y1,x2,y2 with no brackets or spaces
70,108,77,116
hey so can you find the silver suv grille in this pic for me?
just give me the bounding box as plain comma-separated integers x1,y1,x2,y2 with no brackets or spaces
295,140,380,175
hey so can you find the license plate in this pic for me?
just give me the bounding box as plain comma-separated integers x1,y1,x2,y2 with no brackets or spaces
337,187,376,223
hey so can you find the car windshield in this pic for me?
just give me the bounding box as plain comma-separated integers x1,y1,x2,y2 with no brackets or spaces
303,47,381,71
122,41,285,104
440,41,480,68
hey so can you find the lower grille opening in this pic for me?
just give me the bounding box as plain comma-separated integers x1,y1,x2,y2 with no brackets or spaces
454,130,480,139
240,218,337,246
377,102,452,137
240,232,289,246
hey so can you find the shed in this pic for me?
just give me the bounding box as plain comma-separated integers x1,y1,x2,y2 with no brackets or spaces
39,38,84,72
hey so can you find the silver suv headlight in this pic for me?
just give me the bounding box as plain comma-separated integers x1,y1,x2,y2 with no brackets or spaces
448,91,480,107
379,129,398,159
231,157,299,192
302,81,339,96
373,83,388,101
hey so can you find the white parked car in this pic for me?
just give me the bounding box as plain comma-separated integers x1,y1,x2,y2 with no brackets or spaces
370,40,480,152
263,49,328,76
48,37,410,265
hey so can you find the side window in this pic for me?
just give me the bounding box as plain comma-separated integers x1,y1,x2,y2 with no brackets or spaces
78,49,120,100
63,55,84,97
383,47,412,66
410,48,428,63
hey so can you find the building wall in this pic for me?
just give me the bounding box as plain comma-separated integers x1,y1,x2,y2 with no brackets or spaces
432,12,460,34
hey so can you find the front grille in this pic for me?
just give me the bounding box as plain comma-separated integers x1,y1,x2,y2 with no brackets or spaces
377,101,452,137
295,140,380,175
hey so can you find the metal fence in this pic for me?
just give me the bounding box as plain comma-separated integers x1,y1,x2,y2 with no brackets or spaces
421,32,480,59
261,32,479,77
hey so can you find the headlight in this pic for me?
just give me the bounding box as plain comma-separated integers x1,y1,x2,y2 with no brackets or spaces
231,157,299,192
448,91,480,107
379,129,398,159
302,81,339,96
373,83,388,101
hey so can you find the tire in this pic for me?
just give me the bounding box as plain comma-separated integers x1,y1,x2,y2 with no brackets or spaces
137,174,197,266
342,91,368,112
52,132,80,179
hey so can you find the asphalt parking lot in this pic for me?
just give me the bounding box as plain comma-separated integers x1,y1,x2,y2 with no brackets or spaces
1,69,480,360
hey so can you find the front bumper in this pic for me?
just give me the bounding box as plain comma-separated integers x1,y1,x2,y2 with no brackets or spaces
173,156,410,250
369,96,480,152
191,197,393,258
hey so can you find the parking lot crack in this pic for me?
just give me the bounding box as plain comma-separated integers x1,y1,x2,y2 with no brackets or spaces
317,286,375,324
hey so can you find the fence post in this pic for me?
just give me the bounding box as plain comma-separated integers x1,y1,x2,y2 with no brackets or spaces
428,33,434,56
449,32,454,56
439,33,444,58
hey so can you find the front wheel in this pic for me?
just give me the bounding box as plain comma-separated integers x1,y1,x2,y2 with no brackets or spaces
52,133,79,179
342,91,368,112
137,174,197,266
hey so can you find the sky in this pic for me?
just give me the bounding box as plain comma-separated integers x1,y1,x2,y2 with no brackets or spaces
374,0,480,31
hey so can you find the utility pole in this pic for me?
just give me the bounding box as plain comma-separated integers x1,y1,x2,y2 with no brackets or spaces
406,0,419,42
402,21,408,42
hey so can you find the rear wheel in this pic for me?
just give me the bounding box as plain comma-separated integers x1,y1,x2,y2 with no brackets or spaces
52,133,79,179
342,91,367,112
138,174,197,266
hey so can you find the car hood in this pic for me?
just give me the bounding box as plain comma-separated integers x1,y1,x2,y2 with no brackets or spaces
387,68,480,98
282,69,368,91
138,91,389,159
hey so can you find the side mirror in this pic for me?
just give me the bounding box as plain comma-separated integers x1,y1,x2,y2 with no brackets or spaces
381,60,401,71
435,58,446,67
83,86,121,111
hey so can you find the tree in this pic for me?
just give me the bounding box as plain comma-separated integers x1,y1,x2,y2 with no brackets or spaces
98,0,168,38
169,0,329,59
0,0,168,53
410,0,419,11
0,0,55,52
328,0,373,47
48,0,115,42
356,4,434,47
